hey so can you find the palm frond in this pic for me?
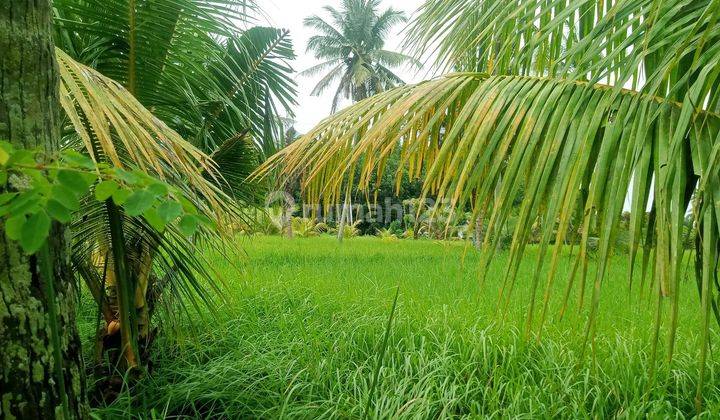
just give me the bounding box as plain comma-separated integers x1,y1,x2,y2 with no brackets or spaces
56,48,237,226
300,59,344,78
201,27,297,153
372,49,421,69
256,73,720,360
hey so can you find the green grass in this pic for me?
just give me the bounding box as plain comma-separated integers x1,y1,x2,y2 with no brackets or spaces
84,236,720,418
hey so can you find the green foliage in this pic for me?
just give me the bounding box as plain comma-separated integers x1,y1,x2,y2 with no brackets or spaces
291,217,330,238
375,227,398,242
0,142,209,254
85,237,720,418
302,0,419,111
54,0,297,198
387,220,403,236
259,1,720,408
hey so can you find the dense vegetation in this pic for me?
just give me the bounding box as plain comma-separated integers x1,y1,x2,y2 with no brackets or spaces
2,0,720,417
86,236,720,418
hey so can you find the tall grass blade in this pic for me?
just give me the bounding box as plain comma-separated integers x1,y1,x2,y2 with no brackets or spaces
364,286,400,420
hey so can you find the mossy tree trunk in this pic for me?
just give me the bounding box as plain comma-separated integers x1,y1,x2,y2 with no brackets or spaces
0,1,86,418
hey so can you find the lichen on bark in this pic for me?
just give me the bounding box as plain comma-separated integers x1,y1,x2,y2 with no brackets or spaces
0,1,87,418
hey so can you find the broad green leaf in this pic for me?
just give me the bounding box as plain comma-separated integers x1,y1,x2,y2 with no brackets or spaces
113,168,140,185
143,208,166,232
51,185,81,211
57,169,94,197
0,171,7,185
0,192,17,206
95,180,119,201
26,169,51,193
61,150,96,169
123,190,155,216
157,201,183,223
6,149,34,166
112,189,132,205
8,192,41,216
178,215,200,236
179,196,198,215
20,211,51,254
0,141,13,165
47,199,73,223
5,214,26,241
147,182,169,197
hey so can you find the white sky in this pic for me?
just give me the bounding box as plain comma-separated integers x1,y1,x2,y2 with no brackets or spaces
262,0,427,133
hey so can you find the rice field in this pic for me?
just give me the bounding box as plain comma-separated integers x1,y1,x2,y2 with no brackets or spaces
84,236,720,418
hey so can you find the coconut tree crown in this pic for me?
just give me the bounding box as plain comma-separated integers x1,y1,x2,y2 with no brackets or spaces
302,0,420,112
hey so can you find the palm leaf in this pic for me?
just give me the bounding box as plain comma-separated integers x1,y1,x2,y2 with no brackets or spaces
256,73,720,366
56,48,237,226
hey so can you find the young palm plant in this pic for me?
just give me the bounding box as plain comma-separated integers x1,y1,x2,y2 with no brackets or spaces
258,0,720,409
52,0,296,378
57,49,240,374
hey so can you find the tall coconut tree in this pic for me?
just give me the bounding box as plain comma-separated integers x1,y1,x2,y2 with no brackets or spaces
0,1,86,417
303,0,418,240
302,0,419,113
258,0,720,409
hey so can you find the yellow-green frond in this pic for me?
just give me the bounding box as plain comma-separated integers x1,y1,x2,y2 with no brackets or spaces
256,73,720,359
56,48,238,228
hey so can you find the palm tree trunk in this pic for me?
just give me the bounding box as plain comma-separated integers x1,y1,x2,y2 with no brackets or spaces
0,1,86,417
472,212,484,250
337,195,349,242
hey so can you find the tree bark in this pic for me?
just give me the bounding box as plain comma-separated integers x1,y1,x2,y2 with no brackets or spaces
0,1,87,418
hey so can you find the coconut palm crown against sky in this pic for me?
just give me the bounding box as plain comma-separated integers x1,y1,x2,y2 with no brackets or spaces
264,0,427,133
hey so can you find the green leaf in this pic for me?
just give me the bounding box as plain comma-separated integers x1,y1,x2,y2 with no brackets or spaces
57,169,94,197
46,199,73,223
179,196,198,215
0,170,7,185
8,191,41,216
143,207,166,232
0,141,14,166
147,182,169,197
95,180,119,201
51,185,81,211
178,215,199,236
61,150,96,169
0,192,17,206
5,214,26,241
123,189,155,216
113,168,140,185
131,169,155,186
26,169,51,193
112,189,132,205
7,149,34,166
157,201,183,223
20,211,51,254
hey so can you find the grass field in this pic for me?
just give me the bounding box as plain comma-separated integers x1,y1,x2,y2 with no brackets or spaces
84,236,720,418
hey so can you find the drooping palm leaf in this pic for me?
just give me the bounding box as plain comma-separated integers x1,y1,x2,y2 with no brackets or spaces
52,0,295,372
406,0,720,189
54,0,296,192
57,48,237,225
256,73,720,398
57,47,245,370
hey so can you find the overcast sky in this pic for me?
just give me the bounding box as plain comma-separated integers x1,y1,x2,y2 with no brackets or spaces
262,0,427,133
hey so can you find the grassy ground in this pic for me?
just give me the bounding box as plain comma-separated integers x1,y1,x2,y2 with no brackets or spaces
84,236,720,418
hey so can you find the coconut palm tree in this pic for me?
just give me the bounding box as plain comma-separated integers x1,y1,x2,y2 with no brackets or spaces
258,0,720,409
302,0,419,113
